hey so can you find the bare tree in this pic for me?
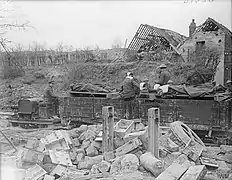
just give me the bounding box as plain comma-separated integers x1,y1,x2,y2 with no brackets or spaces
0,0,31,78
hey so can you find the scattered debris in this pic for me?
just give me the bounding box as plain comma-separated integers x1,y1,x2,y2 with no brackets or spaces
24,164,47,180
2,119,232,180
140,152,164,177
115,137,142,156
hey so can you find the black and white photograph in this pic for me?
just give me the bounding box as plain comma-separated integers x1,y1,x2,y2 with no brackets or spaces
0,0,231,180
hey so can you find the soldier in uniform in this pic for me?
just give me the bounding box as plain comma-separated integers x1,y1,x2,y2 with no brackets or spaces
120,72,140,119
44,79,59,117
226,80,232,93
156,64,171,86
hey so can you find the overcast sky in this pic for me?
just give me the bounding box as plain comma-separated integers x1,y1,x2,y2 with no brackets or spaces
4,0,232,50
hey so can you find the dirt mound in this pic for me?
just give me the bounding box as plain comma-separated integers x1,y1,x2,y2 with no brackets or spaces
0,59,215,110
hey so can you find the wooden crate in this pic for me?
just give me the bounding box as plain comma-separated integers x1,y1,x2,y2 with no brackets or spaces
114,119,135,137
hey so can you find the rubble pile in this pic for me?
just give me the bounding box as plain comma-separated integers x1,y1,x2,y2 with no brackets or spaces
1,120,232,180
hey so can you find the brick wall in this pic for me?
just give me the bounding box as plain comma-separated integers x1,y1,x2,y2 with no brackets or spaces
178,29,225,85
59,96,229,130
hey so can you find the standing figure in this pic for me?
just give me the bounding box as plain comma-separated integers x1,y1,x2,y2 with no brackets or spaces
120,72,140,119
44,79,59,117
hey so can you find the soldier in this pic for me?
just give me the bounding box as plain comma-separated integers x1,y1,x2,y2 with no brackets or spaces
156,64,171,86
225,80,232,93
120,72,140,119
44,79,59,117
44,79,55,103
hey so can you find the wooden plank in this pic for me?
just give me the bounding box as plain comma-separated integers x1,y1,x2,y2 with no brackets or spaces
102,106,114,154
115,137,142,156
180,165,207,180
148,108,160,158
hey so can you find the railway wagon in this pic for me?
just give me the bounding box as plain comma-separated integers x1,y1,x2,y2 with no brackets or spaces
60,91,232,144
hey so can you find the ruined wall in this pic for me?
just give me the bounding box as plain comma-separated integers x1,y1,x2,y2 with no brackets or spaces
178,29,225,85
224,34,232,83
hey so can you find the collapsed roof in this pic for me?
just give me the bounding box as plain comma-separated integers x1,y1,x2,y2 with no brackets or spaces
196,17,232,35
126,24,186,55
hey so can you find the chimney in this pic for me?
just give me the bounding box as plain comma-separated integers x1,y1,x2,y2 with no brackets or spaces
189,19,196,37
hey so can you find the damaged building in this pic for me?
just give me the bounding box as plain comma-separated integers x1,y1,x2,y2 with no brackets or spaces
127,17,232,86
126,24,186,61
178,17,232,86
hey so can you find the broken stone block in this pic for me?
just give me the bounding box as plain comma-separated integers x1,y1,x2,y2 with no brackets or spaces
81,140,91,150
110,156,125,174
40,130,71,151
42,155,52,164
86,145,98,157
69,151,77,161
180,165,207,180
48,150,73,166
181,141,204,162
140,152,164,177
167,138,179,152
103,151,115,161
78,155,103,170
97,160,111,173
138,127,148,150
72,138,80,147
114,136,125,149
24,164,47,180
75,149,85,163
156,163,189,180
159,147,168,158
216,167,231,180
91,141,102,151
79,130,96,142
173,154,194,167
159,134,179,153
115,137,142,156
133,150,143,159
121,154,139,173
43,174,55,180
40,163,56,174
25,139,45,152
50,164,67,177
21,148,44,164
90,164,100,174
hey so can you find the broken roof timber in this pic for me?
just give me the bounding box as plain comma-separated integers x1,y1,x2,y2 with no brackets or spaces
195,17,232,36
127,24,185,55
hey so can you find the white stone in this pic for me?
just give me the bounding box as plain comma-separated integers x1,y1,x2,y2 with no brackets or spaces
121,154,140,173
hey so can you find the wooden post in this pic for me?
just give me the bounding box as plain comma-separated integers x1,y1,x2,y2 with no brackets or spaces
102,106,114,153
148,108,160,158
